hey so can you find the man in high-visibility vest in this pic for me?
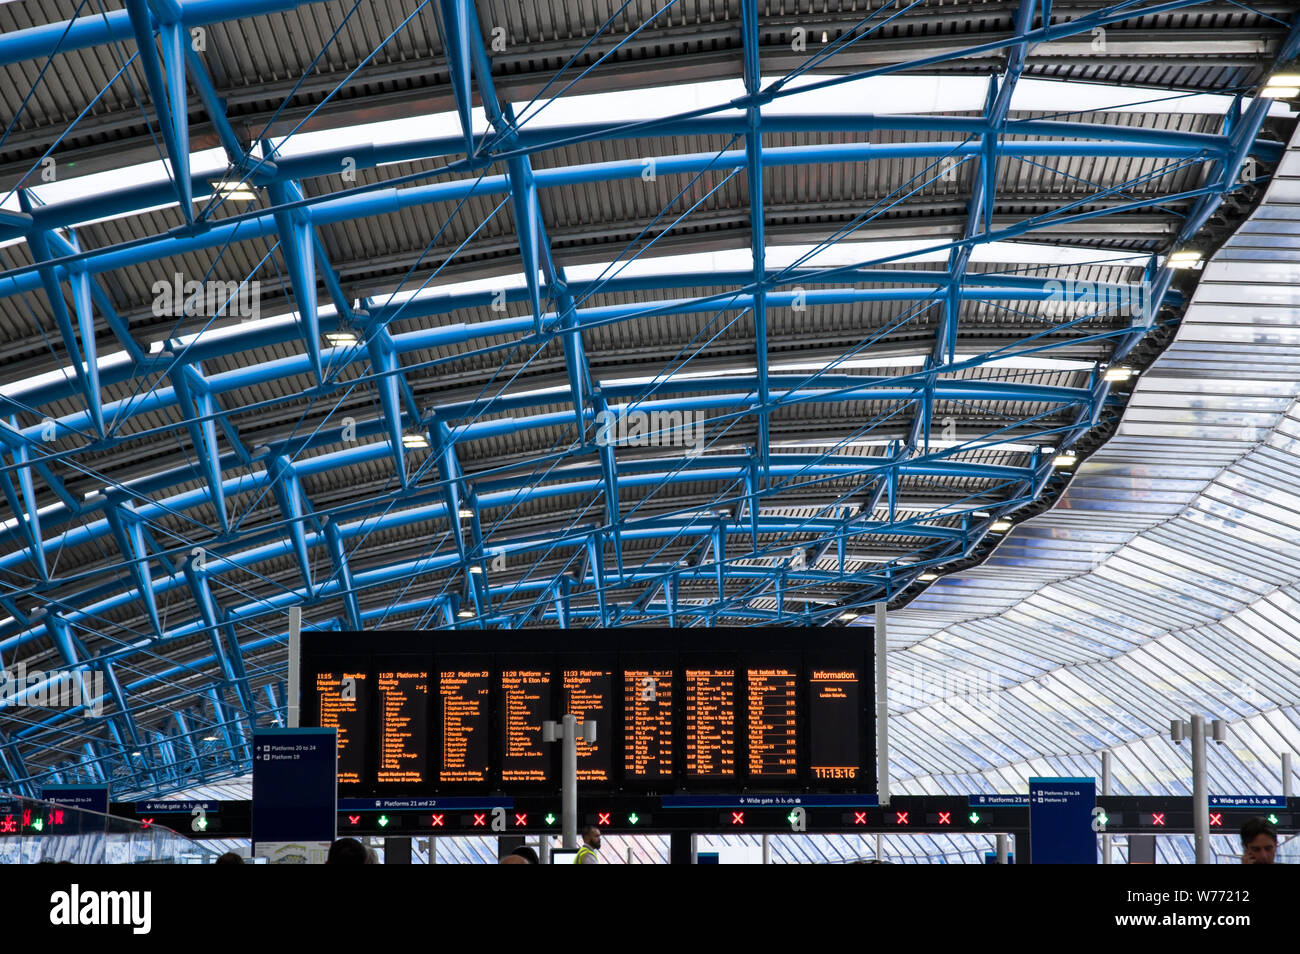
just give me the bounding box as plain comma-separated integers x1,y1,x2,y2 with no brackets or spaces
574,826,601,864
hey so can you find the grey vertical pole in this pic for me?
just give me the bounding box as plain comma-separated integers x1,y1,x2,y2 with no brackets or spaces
762,834,770,864
538,835,550,865
875,601,889,807
996,833,1008,864
875,833,883,861
690,833,698,864
1102,750,1113,865
430,836,436,865
1284,752,1294,798
286,606,301,729
562,712,578,850
1191,714,1210,864
626,846,634,865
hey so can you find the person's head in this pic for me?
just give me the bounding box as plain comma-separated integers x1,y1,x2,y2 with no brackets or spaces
500,854,528,864
582,825,601,849
511,845,540,864
214,851,244,865
1240,817,1278,864
326,837,370,865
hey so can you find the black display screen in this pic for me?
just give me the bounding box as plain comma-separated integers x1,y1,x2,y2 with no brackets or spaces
300,629,874,796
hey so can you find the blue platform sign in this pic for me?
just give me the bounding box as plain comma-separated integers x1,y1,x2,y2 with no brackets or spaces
1029,777,1096,865
252,728,337,845
41,784,108,815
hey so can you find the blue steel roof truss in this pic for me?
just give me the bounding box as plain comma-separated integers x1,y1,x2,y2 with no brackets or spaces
0,0,1294,794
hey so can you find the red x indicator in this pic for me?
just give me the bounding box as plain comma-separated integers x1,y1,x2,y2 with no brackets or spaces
853,811,868,825
731,811,745,825
140,818,153,829
895,812,909,825
472,813,486,827
346,815,361,826
938,812,951,825
515,813,528,827
1151,813,1165,827
1209,813,1222,827
597,812,611,826
430,814,444,827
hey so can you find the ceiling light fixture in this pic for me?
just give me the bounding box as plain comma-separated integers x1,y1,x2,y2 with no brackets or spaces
1053,451,1077,468
325,332,358,347
402,433,429,449
1104,366,1134,382
1167,249,1203,269
990,519,1013,532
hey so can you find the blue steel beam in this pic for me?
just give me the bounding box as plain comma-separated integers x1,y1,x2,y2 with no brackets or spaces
741,0,771,487
0,136,1234,296
124,0,194,222
0,120,1262,245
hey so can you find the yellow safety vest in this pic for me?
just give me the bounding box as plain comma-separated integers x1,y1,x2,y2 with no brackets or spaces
574,845,598,864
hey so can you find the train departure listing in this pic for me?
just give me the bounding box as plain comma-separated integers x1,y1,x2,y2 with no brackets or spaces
501,670,553,783
563,670,612,781
747,668,798,777
439,669,490,783
377,670,429,784
685,669,736,777
623,669,674,779
313,671,368,785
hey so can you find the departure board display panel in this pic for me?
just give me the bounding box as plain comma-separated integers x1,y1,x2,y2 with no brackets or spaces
301,630,874,797
311,670,368,785
439,664,491,784
622,666,674,780
808,666,862,783
684,669,737,778
501,669,553,783
376,667,429,785
563,668,613,782
747,666,799,778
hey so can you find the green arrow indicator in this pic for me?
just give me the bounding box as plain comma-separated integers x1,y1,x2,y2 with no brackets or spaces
787,811,799,825
195,816,208,831
628,813,640,825
545,813,556,825
31,818,44,832
968,812,980,824
377,815,389,828
1268,813,1279,825
1097,812,1109,827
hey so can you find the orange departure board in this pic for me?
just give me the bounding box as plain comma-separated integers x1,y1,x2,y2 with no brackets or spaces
623,669,674,780
501,670,552,783
377,669,428,785
808,668,861,782
439,669,490,784
313,670,368,785
684,669,736,778
563,670,612,782
747,668,798,777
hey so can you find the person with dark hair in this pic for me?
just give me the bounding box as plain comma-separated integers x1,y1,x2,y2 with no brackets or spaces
214,851,244,865
1240,817,1278,864
326,836,370,865
575,826,601,864
511,845,540,864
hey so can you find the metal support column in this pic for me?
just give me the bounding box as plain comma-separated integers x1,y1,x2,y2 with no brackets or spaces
875,601,890,806
1102,750,1112,865
1191,714,1209,865
996,833,1009,864
287,606,301,729
1284,752,1294,798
